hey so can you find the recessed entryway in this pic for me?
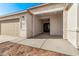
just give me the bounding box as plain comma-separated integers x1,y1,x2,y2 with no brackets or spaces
42,19,50,33
31,11,63,39
43,23,50,32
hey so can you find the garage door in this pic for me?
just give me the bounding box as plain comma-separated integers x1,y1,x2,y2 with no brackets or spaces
0,19,20,36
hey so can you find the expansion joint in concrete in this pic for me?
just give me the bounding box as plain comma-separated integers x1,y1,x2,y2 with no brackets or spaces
40,39,48,48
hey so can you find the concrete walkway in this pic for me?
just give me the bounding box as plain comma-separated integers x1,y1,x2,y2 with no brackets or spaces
0,34,79,56
14,39,79,56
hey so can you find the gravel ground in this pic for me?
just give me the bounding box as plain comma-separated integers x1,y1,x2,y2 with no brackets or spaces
0,41,67,56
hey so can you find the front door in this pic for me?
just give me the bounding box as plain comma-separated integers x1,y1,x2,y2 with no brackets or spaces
43,23,50,32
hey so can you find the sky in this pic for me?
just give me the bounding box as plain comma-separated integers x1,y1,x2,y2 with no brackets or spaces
0,3,41,16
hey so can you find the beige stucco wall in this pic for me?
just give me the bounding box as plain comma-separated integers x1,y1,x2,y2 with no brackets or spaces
26,13,33,38
67,4,77,48
63,10,68,39
30,4,65,14
50,12,63,36
0,13,28,38
38,11,63,36
0,24,1,35
33,15,43,36
0,14,20,21
0,3,65,39
77,3,79,48
19,13,27,38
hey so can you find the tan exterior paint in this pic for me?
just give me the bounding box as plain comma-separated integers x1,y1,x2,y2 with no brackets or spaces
67,4,77,48
0,14,20,21
0,3,79,49
19,13,29,38
30,4,65,14
63,10,68,39
33,15,43,36
50,12,63,36
77,4,79,48
0,19,20,37
0,13,28,38
26,13,33,38
34,12,63,36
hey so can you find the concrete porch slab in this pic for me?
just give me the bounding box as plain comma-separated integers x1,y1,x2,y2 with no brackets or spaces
41,39,79,56
16,39,47,48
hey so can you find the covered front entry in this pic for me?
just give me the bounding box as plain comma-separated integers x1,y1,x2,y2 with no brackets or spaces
0,19,20,37
25,3,65,39
32,11,63,39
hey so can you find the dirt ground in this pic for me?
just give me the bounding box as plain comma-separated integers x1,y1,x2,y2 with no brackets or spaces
0,41,67,56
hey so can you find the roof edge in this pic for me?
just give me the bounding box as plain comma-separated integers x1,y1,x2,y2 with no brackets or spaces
0,3,66,18
0,10,28,18
0,3,46,18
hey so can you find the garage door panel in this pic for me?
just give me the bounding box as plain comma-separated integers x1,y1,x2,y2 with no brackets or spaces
0,19,19,36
